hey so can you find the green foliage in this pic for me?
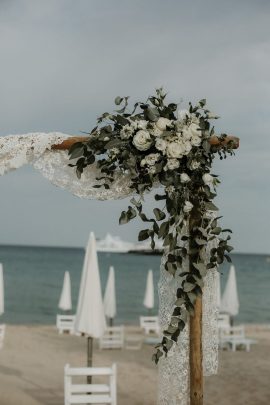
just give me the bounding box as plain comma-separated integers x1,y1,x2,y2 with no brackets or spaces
68,88,236,363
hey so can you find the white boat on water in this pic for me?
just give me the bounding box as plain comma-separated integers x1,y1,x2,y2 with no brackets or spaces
96,233,134,253
131,238,164,254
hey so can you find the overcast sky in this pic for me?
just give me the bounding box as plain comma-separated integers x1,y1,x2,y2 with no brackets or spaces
0,0,269,253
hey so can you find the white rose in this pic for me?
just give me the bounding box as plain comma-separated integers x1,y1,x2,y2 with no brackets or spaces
177,109,190,122
136,120,148,129
182,127,192,140
144,153,160,166
155,138,167,152
190,160,200,170
189,123,201,138
183,201,193,213
202,173,214,185
167,141,185,158
151,125,163,137
156,117,172,131
183,140,192,154
165,158,180,171
191,135,201,147
180,173,191,183
133,130,152,151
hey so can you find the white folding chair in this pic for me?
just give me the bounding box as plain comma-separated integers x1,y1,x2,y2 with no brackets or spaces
99,326,124,350
56,315,75,334
139,316,160,335
219,325,257,352
0,324,6,349
64,363,117,405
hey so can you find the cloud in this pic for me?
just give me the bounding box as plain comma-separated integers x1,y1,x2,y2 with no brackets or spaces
0,0,269,252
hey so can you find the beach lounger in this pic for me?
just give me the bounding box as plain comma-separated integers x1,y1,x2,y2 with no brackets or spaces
99,326,124,350
140,316,160,335
219,325,257,352
56,314,75,334
0,324,5,349
64,363,117,405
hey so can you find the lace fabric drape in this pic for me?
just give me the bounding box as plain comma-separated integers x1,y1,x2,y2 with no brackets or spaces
158,251,219,405
0,133,219,404
0,133,132,200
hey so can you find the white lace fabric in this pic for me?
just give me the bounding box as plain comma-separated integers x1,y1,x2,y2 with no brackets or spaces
158,255,219,405
0,133,218,404
0,133,132,200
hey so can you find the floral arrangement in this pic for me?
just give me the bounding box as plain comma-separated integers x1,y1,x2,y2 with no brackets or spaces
69,89,235,362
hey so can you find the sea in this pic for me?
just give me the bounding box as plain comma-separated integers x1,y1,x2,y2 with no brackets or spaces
0,245,269,325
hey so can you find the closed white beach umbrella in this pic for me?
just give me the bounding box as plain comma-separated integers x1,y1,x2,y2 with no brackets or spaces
143,269,154,311
220,265,239,316
58,271,72,311
104,266,116,324
75,232,106,367
0,264,4,316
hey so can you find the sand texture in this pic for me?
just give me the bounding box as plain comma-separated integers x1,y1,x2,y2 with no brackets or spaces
0,325,269,404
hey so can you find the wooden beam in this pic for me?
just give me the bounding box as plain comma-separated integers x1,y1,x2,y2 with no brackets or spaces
190,297,203,405
51,135,240,151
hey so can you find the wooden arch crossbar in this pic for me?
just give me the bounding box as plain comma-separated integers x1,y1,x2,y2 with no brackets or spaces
52,135,239,151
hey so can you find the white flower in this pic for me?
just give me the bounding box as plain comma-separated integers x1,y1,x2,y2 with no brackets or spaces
202,173,214,185
183,140,192,154
165,185,175,195
165,158,180,171
110,147,120,156
167,141,185,158
191,135,201,147
189,123,201,138
180,173,191,183
156,117,172,131
155,138,167,152
132,120,148,130
190,160,200,170
151,125,163,137
182,127,192,141
120,124,134,139
148,166,156,174
144,153,160,166
183,201,193,213
177,109,190,122
133,130,152,151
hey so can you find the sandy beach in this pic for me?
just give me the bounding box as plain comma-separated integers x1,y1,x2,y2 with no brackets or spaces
0,325,269,405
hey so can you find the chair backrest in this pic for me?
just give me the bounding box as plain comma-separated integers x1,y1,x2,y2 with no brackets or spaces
64,363,117,405
218,313,230,329
56,315,75,333
99,326,124,349
220,325,245,339
139,316,160,333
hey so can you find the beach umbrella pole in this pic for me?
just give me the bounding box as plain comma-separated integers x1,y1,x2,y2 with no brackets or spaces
87,337,93,384
109,317,113,327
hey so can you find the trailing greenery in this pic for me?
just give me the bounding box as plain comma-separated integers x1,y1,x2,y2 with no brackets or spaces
68,89,236,362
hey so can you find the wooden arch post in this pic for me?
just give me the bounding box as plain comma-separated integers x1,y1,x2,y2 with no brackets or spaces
53,134,239,405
